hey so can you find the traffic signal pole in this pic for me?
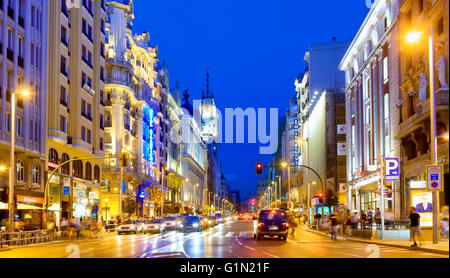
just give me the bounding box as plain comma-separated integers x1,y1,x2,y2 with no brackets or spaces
257,163,324,220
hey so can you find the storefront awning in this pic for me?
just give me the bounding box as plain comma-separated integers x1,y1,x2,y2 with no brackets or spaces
17,203,43,210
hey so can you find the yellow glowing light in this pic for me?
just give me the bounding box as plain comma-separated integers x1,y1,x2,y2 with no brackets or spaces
281,162,288,168
0,166,8,171
406,31,422,43
19,90,30,96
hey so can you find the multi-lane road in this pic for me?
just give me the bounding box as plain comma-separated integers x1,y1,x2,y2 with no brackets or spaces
0,220,447,258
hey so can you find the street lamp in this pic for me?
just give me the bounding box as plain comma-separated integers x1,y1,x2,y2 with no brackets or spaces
406,29,440,244
281,162,290,202
9,89,30,233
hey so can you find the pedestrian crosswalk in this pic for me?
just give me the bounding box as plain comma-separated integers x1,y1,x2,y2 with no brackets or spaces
115,230,254,240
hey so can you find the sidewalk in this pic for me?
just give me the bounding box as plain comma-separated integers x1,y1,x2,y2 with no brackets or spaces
297,226,449,255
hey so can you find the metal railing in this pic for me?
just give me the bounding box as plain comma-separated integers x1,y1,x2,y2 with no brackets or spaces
1,230,50,248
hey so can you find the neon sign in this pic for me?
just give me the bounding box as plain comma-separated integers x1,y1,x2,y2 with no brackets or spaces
143,106,155,163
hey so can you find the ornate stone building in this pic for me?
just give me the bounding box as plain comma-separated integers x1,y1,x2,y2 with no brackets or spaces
102,0,159,218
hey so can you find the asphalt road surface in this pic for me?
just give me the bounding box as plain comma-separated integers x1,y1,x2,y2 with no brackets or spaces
0,220,447,258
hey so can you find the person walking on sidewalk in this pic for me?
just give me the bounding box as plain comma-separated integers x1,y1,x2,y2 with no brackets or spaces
329,212,339,240
408,207,423,247
287,212,298,238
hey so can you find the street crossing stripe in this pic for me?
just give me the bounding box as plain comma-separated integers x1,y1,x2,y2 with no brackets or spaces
239,232,247,237
225,232,234,237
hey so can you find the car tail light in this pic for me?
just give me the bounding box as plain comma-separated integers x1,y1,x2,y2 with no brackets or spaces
257,223,264,227
283,223,289,227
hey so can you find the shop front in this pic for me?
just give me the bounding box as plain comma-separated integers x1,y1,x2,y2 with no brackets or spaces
16,194,44,230
72,180,98,220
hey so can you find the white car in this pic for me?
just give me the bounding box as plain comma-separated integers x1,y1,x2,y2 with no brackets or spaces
144,219,163,234
161,216,178,231
117,219,144,235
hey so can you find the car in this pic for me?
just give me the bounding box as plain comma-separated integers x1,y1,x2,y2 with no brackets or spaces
207,216,217,227
145,218,163,234
161,216,178,232
117,219,143,235
178,216,202,232
238,213,246,220
215,214,224,224
253,209,289,241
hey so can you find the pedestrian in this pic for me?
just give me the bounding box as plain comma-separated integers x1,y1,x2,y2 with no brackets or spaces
440,206,449,238
367,211,373,230
287,212,298,237
61,218,68,238
90,218,98,239
360,210,367,230
329,212,339,240
351,212,358,229
408,207,423,247
47,219,56,241
344,213,352,236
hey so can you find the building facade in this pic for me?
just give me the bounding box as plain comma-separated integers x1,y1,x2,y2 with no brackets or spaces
395,0,449,219
102,0,160,219
297,39,349,217
46,0,105,224
0,0,48,229
339,0,401,217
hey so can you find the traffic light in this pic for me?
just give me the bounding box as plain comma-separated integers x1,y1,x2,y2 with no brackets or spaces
256,163,263,175
317,192,324,201
120,153,128,167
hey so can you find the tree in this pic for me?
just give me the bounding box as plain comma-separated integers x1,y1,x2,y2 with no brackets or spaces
123,196,137,216
324,189,339,207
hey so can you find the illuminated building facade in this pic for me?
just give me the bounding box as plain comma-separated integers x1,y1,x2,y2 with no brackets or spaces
180,91,207,213
395,0,449,216
0,0,48,228
102,0,159,219
46,0,106,224
339,0,401,216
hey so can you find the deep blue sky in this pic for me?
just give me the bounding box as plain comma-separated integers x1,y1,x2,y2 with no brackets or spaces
133,0,370,198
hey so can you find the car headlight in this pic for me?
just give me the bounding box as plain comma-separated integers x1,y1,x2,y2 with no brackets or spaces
118,227,122,230
131,225,136,230
208,220,212,224
179,224,184,228
193,223,198,228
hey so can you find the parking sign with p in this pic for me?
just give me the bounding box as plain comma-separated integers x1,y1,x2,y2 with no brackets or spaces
426,165,443,192
384,158,400,181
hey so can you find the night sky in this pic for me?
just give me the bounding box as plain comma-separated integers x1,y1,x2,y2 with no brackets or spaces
133,0,370,198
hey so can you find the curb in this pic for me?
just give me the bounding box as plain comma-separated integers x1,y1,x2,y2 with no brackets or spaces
300,227,449,255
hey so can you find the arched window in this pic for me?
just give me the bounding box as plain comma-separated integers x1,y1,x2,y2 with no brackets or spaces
48,148,59,171
16,160,25,181
73,159,83,178
85,162,92,180
61,153,70,175
32,164,40,184
94,165,100,182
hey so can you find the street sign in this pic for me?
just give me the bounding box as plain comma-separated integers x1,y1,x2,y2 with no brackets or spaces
426,165,443,192
384,158,400,181
375,187,392,196
63,186,71,196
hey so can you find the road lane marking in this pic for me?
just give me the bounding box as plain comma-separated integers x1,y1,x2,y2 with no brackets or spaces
244,245,256,251
239,232,247,237
225,232,234,237
235,237,244,245
262,252,279,258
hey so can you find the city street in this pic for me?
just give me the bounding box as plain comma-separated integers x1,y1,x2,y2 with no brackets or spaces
0,220,446,258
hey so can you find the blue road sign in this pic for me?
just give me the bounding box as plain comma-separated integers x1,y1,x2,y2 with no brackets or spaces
385,158,400,181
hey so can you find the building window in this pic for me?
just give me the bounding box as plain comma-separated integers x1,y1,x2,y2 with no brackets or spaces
16,160,25,182
60,56,67,75
81,126,86,141
85,162,92,180
87,129,91,144
100,137,104,151
16,117,23,137
383,56,389,83
73,160,83,178
61,153,70,175
94,165,100,182
32,164,40,184
60,115,66,133
60,86,67,106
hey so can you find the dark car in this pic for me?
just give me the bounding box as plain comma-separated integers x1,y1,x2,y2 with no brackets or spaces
254,209,289,241
179,216,202,232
